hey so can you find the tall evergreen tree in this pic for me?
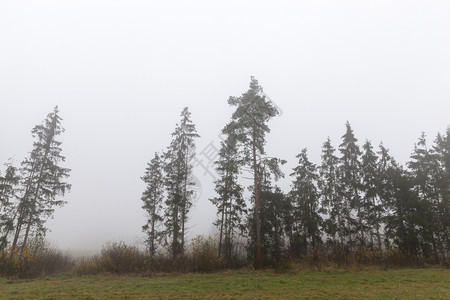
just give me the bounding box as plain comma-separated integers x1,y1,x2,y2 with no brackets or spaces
430,128,449,261
258,187,287,264
163,107,199,259
210,127,246,263
0,162,20,250
141,152,165,259
227,76,279,268
361,140,383,252
289,148,322,255
338,121,363,248
318,137,343,250
376,143,399,250
408,133,445,262
11,106,71,252
383,164,421,258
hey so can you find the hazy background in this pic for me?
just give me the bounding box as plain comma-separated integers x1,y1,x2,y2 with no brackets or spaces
1,0,449,255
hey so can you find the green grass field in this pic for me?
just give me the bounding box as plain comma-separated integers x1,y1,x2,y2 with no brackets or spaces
1,268,448,299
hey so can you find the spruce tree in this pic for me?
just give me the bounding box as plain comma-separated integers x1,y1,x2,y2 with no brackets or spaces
384,164,421,258
338,121,363,248
318,137,343,250
290,148,322,255
163,107,199,259
376,143,398,250
431,128,449,261
408,133,444,262
141,152,165,259
361,140,383,252
258,187,287,264
210,126,246,263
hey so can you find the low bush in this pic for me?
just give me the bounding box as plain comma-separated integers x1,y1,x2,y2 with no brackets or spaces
75,241,146,274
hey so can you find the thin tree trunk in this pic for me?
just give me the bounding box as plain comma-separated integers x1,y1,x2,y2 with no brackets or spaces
181,146,189,255
218,168,229,258
218,202,225,258
150,216,156,259
336,202,344,248
21,178,44,251
11,206,24,250
252,125,262,269
355,186,365,247
172,203,179,260
430,232,439,264
227,190,233,262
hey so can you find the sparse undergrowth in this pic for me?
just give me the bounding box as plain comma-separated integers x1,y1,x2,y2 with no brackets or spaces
0,268,448,299
2,239,447,280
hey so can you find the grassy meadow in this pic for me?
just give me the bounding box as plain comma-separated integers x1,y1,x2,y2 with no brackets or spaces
1,267,448,299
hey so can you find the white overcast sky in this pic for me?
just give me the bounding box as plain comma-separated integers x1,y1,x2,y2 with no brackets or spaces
1,1,449,255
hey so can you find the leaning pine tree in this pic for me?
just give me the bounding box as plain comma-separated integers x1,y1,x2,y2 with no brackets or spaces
11,106,71,252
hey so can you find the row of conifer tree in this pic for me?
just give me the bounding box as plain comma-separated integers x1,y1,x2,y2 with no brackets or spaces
140,77,449,267
0,78,448,268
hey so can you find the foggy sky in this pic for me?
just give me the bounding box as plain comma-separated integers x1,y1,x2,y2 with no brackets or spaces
1,1,449,255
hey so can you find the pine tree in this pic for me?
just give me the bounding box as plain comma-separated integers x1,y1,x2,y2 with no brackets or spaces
163,107,199,259
141,152,165,259
338,121,363,248
290,148,322,255
11,106,71,252
227,76,279,268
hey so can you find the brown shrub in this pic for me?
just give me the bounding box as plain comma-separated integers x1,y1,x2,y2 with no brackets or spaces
0,240,74,278
75,241,146,274
187,235,222,272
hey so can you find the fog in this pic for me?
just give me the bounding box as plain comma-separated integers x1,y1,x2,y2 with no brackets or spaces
1,0,449,255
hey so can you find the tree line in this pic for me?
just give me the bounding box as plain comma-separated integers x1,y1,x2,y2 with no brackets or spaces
141,77,449,268
0,79,448,270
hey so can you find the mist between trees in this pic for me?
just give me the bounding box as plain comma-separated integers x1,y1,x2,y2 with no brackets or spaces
0,77,448,277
